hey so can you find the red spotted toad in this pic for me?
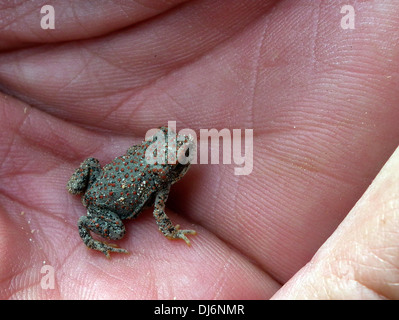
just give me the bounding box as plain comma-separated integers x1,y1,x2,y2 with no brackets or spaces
67,127,196,258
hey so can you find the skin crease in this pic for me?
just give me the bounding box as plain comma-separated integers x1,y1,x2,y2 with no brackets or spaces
0,0,398,299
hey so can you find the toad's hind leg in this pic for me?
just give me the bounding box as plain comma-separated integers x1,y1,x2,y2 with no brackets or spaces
78,209,128,258
153,187,196,245
67,158,101,195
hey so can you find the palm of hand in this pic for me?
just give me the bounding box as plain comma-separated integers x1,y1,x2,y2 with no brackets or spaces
0,1,398,299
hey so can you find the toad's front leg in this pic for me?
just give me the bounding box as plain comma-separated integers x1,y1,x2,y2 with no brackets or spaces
78,208,128,258
153,187,196,245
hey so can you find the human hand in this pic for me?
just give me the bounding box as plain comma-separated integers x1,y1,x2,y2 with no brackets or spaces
0,0,398,299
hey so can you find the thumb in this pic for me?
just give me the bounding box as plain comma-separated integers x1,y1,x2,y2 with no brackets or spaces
272,146,399,299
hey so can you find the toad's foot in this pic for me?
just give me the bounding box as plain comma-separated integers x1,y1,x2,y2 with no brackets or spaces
163,225,197,246
86,239,128,259
78,213,128,258
153,187,197,246
86,239,128,258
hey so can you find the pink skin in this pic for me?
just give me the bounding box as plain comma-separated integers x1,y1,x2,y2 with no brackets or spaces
0,1,399,299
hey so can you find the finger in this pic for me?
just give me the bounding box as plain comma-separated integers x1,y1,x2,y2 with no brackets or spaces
0,0,189,50
272,146,399,299
0,0,275,130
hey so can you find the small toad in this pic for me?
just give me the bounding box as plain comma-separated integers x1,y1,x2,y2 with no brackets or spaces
67,127,196,258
